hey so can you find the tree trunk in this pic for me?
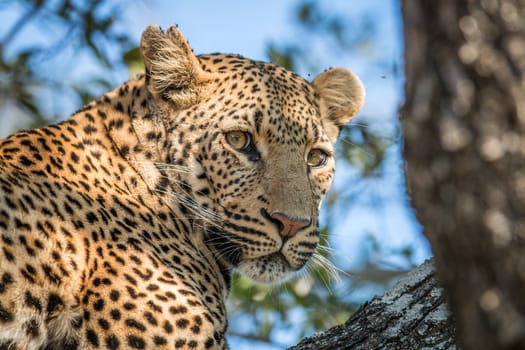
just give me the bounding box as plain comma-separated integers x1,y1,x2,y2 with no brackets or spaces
401,0,525,349
289,260,457,350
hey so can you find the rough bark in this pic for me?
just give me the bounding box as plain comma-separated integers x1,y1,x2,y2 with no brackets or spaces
289,260,457,350
401,1,525,349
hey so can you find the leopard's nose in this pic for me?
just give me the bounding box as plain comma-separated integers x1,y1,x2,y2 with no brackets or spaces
267,211,312,238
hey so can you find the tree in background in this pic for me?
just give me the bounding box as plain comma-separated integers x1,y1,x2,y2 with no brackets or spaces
402,0,525,348
0,1,412,347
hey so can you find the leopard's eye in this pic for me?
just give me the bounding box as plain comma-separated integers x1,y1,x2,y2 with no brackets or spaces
225,131,251,151
306,149,328,168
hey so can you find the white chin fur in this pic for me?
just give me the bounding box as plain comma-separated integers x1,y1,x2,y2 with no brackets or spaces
236,255,296,284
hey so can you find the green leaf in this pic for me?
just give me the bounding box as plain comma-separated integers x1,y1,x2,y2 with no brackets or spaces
266,44,295,71
123,47,141,65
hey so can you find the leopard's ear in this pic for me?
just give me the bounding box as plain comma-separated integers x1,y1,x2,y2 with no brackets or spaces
312,68,365,142
140,25,216,109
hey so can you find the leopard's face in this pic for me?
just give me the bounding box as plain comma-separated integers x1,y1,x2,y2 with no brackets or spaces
141,26,365,284
170,59,335,283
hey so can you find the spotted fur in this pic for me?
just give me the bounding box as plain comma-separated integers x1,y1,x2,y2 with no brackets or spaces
0,26,364,349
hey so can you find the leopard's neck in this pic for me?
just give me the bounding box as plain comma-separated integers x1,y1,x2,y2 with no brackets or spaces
65,75,231,296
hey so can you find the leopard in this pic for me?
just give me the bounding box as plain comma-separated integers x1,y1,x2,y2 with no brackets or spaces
0,25,364,349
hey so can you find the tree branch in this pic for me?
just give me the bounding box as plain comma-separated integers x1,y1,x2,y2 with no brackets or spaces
289,260,457,350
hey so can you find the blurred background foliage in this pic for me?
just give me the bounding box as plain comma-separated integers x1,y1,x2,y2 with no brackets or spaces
0,0,424,348
0,0,133,129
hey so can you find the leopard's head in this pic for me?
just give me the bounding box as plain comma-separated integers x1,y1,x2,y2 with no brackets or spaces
140,26,364,283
